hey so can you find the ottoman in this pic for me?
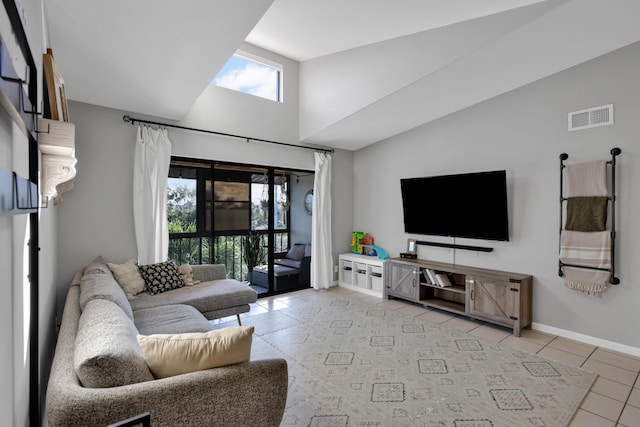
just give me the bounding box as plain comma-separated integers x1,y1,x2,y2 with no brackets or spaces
252,264,300,290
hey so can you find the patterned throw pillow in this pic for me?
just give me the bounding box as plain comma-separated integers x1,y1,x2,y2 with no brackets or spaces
138,260,184,295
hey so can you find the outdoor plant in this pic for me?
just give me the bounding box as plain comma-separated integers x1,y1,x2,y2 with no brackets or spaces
243,231,265,283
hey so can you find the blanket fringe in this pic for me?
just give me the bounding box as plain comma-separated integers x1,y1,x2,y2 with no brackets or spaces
563,279,607,296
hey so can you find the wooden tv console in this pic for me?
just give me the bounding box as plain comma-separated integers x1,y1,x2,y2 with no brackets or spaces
385,257,532,336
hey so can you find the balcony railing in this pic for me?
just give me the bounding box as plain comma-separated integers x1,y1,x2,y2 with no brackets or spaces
168,232,289,282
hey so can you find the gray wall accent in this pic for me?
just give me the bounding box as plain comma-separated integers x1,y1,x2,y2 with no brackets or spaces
353,41,640,350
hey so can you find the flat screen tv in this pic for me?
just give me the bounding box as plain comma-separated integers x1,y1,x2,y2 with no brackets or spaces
400,170,509,241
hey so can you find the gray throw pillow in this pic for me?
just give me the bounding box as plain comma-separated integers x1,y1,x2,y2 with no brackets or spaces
286,244,306,261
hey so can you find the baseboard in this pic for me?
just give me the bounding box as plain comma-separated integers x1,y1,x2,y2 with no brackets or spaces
532,322,640,357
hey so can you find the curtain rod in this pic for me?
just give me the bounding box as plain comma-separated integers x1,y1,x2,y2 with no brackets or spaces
122,115,335,154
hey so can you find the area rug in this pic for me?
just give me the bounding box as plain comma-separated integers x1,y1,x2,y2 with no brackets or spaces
245,291,596,427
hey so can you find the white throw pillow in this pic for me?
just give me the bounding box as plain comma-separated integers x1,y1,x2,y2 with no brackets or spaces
137,326,254,378
107,258,146,299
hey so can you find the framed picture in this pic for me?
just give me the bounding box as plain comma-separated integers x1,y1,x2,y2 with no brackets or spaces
406,238,417,255
43,48,69,122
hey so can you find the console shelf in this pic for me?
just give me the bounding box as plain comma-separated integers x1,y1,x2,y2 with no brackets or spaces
339,253,386,298
385,257,533,336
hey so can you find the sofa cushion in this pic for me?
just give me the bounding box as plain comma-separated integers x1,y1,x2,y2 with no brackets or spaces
134,304,214,335
129,279,257,314
79,258,134,321
274,258,301,270
74,299,154,388
190,264,228,283
285,244,306,261
138,260,184,295
137,326,254,379
107,258,146,299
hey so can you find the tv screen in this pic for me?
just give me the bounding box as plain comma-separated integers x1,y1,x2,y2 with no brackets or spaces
400,170,509,241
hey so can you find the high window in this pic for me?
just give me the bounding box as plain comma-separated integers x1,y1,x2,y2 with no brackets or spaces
212,51,282,102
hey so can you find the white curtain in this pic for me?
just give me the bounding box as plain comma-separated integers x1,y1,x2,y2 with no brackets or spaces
133,125,172,265
311,152,333,290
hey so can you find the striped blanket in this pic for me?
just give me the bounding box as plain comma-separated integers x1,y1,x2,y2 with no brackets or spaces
559,230,611,296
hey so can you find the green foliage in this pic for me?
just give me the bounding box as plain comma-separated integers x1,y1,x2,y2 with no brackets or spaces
242,231,265,272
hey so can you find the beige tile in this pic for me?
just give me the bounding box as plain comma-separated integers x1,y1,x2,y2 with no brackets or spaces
537,346,588,368
590,376,632,403
441,316,481,333
619,404,640,427
256,299,290,311
628,386,640,408
582,359,637,386
568,408,615,427
517,328,556,346
579,391,624,422
589,348,640,372
597,346,640,361
548,336,597,357
501,335,545,354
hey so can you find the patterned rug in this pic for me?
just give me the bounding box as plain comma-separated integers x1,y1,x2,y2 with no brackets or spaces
245,290,596,427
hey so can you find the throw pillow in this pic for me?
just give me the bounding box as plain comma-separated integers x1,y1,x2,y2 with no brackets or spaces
137,326,254,378
138,260,185,295
285,244,306,261
107,258,146,299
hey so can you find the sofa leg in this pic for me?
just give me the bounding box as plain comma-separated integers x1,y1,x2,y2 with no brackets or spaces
237,314,242,326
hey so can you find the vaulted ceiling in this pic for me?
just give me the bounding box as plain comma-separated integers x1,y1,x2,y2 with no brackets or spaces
46,0,640,151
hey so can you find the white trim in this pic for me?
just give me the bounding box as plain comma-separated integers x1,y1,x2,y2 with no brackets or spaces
532,322,640,357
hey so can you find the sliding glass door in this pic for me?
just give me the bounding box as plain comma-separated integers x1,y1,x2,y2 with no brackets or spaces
167,157,312,296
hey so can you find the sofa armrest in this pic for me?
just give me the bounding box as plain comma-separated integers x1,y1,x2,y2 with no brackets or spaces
191,264,227,282
46,359,288,427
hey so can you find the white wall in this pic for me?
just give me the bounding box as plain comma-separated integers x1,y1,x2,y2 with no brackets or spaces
353,41,640,351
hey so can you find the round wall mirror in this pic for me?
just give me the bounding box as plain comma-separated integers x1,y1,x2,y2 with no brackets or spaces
304,189,313,215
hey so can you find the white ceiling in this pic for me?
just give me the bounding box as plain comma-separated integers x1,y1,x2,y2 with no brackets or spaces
46,0,640,151
246,0,552,61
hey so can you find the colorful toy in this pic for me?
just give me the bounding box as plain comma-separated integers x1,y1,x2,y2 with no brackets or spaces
351,231,364,253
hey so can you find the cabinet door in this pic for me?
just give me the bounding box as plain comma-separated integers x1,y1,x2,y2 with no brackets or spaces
467,276,517,326
386,262,418,301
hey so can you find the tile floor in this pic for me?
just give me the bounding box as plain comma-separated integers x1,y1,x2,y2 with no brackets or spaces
213,286,640,427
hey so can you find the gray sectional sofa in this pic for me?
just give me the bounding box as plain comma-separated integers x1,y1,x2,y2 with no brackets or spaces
46,257,288,426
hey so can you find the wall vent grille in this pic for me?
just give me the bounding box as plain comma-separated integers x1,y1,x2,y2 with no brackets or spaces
568,104,614,131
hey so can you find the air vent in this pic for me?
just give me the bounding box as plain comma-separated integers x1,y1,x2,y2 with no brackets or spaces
568,104,613,131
